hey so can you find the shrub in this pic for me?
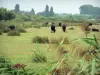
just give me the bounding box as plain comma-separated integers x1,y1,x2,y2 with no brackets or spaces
0,21,8,30
15,28,27,33
7,30,20,36
0,55,12,74
2,28,10,33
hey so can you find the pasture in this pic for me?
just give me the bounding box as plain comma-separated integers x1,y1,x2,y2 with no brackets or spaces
0,25,100,75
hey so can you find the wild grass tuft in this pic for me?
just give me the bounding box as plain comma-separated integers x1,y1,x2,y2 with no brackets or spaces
7,30,20,36
32,36,70,45
32,43,47,63
32,36,49,43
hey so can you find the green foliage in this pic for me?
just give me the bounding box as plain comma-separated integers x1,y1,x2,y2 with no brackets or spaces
76,35,100,75
22,15,32,21
2,28,10,33
0,8,15,21
0,21,8,29
32,44,47,63
0,21,10,33
0,55,12,74
0,55,34,75
7,30,20,36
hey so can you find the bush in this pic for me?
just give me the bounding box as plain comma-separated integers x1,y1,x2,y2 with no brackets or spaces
0,30,2,35
7,30,20,36
2,28,10,33
0,21,10,33
0,21,8,30
0,55,12,74
32,36,49,43
15,28,26,33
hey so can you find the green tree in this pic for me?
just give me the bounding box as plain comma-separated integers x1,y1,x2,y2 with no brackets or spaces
49,6,54,16
79,5,93,15
0,8,7,20
45,4,49,16
0,8,15,21
30,8,35,15
79,5,100,16
14,4,20,13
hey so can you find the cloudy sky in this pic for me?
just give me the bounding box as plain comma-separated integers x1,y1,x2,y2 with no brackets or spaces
0,0,100,14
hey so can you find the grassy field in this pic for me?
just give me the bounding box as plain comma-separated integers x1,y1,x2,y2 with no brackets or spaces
0,25,100,74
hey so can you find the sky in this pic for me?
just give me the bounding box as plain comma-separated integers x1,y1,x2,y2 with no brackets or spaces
0,0,100,14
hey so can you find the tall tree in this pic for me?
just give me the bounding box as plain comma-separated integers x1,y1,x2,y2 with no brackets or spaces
45,4,49,16
0,8,15,21
49,6,54,16
15,4,20,13
30,8,35,15
79,5,100,16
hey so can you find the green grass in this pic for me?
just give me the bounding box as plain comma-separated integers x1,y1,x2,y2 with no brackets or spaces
0,26,100,74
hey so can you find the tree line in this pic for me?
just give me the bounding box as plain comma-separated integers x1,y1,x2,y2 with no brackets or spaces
14,4,54,17
79,5,100,16
0,4,100,21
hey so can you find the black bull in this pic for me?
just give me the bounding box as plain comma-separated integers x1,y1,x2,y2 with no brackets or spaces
92,28,99,32
62,25,66,32
9,25,15,30
51,25,56,33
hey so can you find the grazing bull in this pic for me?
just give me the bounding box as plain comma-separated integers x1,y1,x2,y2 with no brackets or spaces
88,23,92,26
92,28,99,32
59,22,62,27
9,25,15,30
51,23,56,33
62,24,66,32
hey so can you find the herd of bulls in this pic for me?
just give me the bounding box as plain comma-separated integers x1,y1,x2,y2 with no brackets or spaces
8,22,99,33
51,22,67,33
50,22,100,33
